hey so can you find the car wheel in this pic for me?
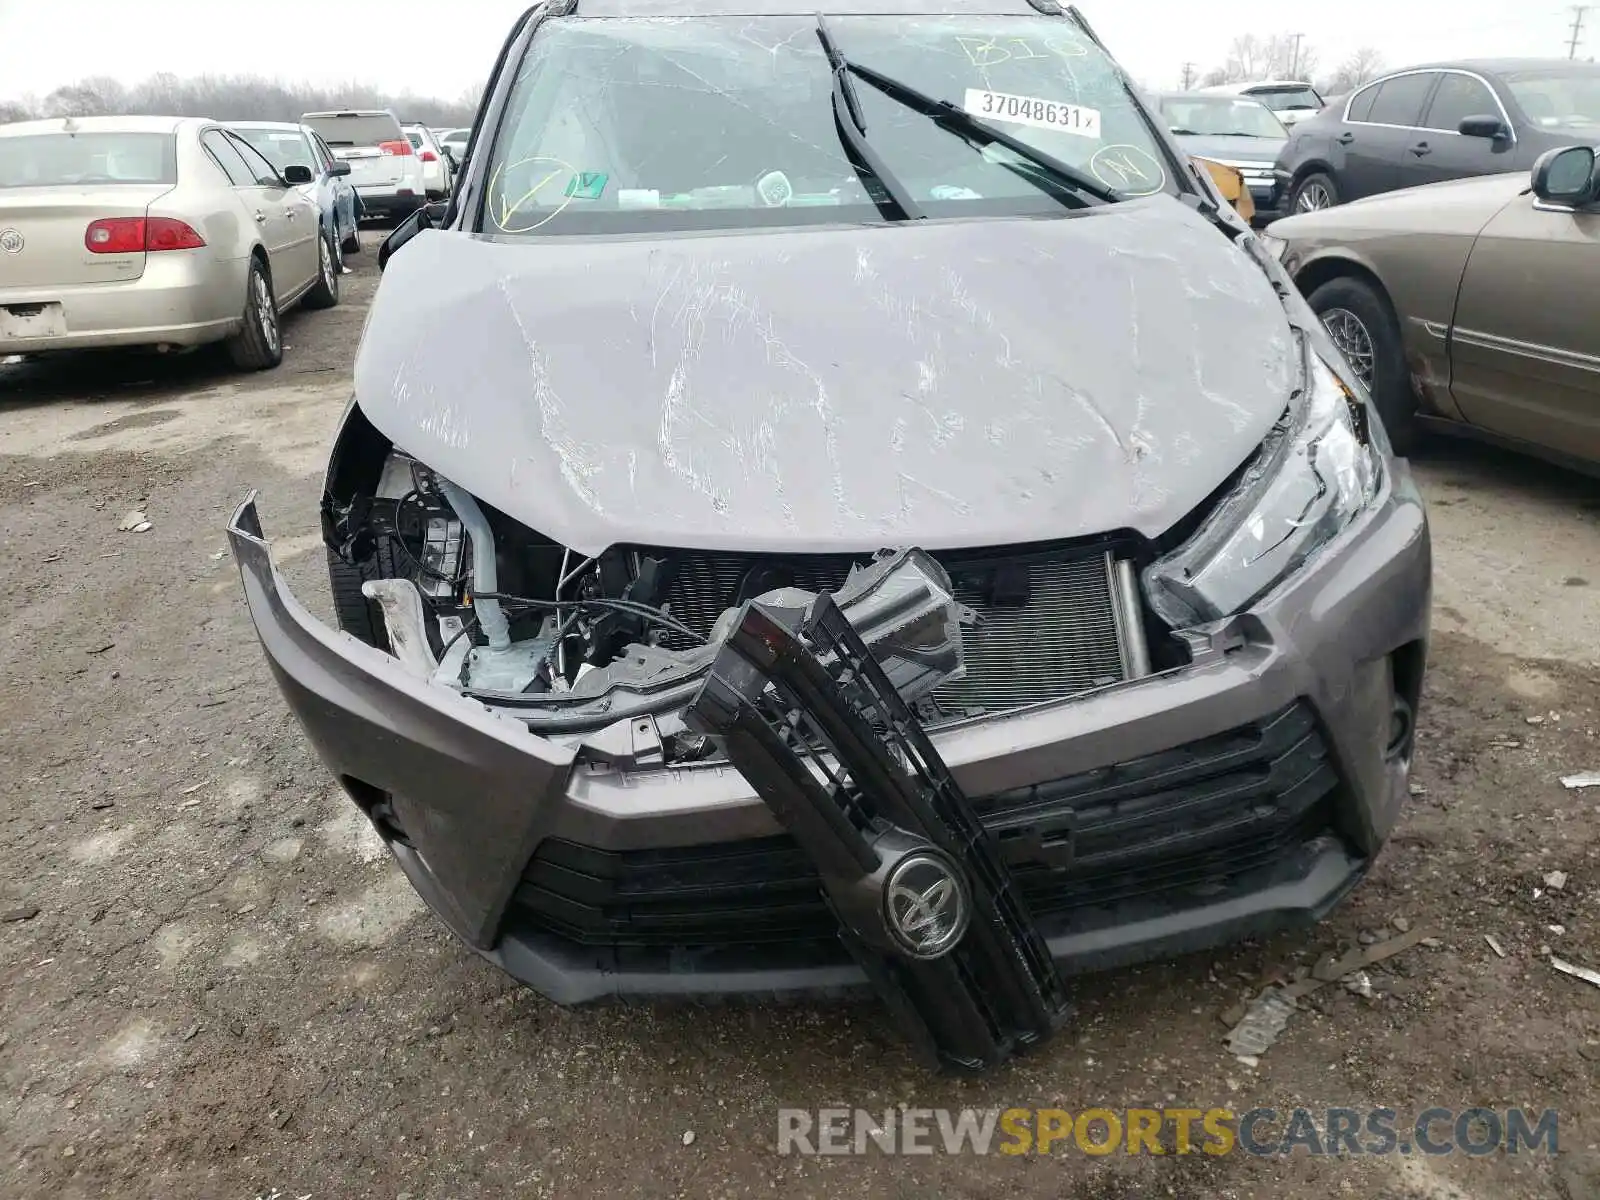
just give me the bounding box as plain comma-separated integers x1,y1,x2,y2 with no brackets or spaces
304,232,341,310
1308,276,1417,455
224,257,283,371
1290,172,1340,213
341,217,361,256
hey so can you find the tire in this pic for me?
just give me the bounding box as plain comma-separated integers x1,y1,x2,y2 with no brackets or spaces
327,541,400,652
1308,276,1418,455
224,256,282,372
1289,171,1340,214
303,231,340,310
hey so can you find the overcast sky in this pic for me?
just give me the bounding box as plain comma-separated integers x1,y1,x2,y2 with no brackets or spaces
0,0,1588,100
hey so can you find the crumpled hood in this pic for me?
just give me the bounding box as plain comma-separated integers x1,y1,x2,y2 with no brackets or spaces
355,198,1296,555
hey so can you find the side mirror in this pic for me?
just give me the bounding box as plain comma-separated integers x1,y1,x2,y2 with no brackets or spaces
328,159,352,178
1531,144,1598,207
377,205,436,271
1458,114,1511,141
281,164,314,185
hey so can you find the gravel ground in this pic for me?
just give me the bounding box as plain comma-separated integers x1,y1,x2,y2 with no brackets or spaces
2,245,1599,1200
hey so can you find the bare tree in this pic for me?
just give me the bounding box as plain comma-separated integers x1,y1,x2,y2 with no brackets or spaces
1221,34,1270,83
1208,32,1322,85
1277,37,1318,81
3,73,480,127
1325,48,1386,93
39,82,113,118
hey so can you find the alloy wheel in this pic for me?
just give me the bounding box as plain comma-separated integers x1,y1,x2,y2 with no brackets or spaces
254,272,279,353
1321,307,1374,387
1296,181,1333,212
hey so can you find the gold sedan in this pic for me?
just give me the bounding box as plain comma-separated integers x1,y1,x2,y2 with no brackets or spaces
1263,144,1600,469
0,114,342,370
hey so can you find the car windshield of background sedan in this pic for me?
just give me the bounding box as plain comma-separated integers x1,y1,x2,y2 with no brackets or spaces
479,13,1180,236
0,132,176,187
1162,96,1286,138
1504,63,1600,130
236,128,317,174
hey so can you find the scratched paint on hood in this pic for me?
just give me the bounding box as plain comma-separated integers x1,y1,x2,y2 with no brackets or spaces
354,197,1295,556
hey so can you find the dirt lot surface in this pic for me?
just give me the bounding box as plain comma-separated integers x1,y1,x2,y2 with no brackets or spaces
3,244,1599,1200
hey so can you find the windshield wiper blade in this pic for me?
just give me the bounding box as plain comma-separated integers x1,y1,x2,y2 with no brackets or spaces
842,59,1120,207
815,15,923,220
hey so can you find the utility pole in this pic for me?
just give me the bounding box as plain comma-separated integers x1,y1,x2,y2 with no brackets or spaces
1569,5,1590,58
1180,61,1197,89
1288,32,1305,79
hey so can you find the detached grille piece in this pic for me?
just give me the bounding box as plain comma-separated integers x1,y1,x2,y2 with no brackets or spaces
510,702,1341,950
648,545,1129,715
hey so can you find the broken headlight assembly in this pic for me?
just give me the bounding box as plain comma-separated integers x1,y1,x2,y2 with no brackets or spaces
1143,345,1382,628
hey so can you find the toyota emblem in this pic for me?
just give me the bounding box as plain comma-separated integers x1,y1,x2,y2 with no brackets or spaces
0,228,22,255
884,852,970,959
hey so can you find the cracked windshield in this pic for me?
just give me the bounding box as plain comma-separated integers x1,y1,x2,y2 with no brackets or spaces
482,14,1181,234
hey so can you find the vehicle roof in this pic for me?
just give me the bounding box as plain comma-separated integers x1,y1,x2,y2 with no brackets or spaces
230,120,311,132
0,114,204,136
1158,91,1270,103
567,0,1067,16
1389,57,1597,75
302,109,397,118
1200,79,1317,93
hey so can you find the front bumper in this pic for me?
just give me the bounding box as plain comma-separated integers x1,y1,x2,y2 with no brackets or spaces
354,187,422,219
1249,189,1285,223
229,467,1430,1003
1243,176,1286,225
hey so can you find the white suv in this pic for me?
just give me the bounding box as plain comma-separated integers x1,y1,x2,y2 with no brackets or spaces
402,124,453,201
301,109,425,221
1197,80,1327,126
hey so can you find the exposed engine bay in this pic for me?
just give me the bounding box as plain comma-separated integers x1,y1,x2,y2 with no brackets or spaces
323,451,1017,757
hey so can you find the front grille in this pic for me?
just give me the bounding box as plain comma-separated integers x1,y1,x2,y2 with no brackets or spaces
943,554,1124,713
508,702,1342,950
648,545,1127,715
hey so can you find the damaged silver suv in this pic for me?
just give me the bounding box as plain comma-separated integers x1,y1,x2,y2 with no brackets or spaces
229,0,1430,1070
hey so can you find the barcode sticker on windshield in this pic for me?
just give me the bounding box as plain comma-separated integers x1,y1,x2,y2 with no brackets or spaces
962,89,1102,137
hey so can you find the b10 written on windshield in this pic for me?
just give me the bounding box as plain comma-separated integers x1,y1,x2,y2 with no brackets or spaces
954,34,1091,67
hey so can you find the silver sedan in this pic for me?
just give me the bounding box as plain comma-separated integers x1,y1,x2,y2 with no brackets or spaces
0,114,342,370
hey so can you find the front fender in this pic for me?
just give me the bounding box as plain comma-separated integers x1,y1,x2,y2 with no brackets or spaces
1284,240,1467,423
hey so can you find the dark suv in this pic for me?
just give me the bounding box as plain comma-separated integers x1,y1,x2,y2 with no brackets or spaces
1276,58,1600,213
